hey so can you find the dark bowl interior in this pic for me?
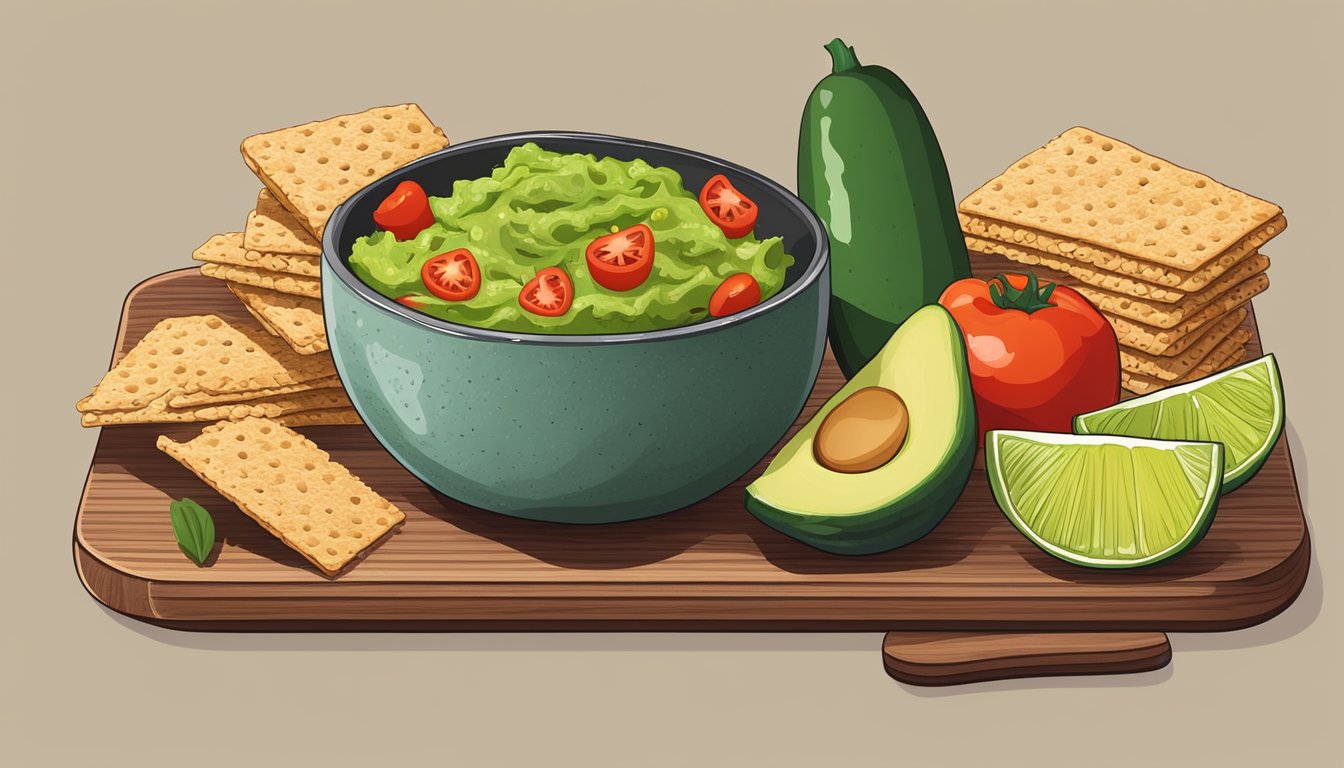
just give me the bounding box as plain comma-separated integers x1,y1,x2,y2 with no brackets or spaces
323,131,827,343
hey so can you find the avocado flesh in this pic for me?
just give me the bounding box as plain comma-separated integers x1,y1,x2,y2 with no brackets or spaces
745,305,976,555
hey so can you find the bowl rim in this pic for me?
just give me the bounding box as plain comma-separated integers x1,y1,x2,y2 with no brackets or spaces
321,130,829,346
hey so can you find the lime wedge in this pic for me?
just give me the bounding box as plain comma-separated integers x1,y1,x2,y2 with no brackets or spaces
1074,354,1283,493
986,430,1223,568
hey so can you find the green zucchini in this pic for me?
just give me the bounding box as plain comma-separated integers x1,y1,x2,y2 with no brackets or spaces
798,37,970,379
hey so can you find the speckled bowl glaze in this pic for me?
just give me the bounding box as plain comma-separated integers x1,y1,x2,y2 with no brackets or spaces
322,132,829,523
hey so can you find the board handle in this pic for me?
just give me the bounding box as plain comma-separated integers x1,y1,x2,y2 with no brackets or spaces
882,631,1171,686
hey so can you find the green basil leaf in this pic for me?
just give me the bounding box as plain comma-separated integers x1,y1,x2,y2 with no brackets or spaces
169,498,216,566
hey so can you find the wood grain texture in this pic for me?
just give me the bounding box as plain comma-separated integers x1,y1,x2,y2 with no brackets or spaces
73,270,1309,631
882,631,1172,686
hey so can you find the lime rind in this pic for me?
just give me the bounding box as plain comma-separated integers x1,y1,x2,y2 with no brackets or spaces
986,430,1223,569
1073,354,1283,493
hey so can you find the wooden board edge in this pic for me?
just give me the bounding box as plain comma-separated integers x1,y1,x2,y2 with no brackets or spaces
881,631,1172,686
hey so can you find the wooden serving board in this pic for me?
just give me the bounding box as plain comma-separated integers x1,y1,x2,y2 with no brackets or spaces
74,270,1308,683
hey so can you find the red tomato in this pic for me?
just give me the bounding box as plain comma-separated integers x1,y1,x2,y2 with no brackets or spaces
586,224,655,291
938,272,1120,441
708,273,762,317
374,180,435,241
420,249,481,301
395,295,428,310
519,266,574,317
699,174,758,239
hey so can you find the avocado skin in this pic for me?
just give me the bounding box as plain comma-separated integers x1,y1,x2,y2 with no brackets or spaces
744,406,976,556
798,46,971,379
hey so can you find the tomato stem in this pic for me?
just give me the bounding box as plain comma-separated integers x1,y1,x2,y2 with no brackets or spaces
987,272,1057,314
825,38,860,73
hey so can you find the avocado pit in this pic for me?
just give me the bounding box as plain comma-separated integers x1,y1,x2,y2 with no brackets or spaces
813,386,910,473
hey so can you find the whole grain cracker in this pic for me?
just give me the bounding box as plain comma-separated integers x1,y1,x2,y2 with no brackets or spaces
1122,335,1250,395
275,408,364,427
169,375,342,408
245,189,322,256
1107,272,1265,353
192,231,321,278
961,212,1282,292
959,127,1284,273
76,315,336,413
200,262,321,299
240,104,448,237
1123,323,1252,381
81,388,352,426
1071,258,1267,328
156,418,402,576
228,283,328,355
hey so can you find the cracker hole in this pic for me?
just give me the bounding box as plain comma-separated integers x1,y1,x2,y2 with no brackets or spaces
332,137,342,146
353,531,363,539
1085,155,1097,164
301,129,313,137
303,524,312,532
322,473,334,483
408,123,422,133
124,384,139,393
207,438,219,447
261,425,272,434
268,459,281,468
350,496,362,505
281,440,292,448
1194,179,1207,188
376,517,388,525
326,547,338,556
1138,178,1149,187
219,356,230,364
381,150,392,160
357,142,369,151
1100,142,1113,151
317,156,329,165
306,536,319,547
1081,134,1094,144
361,124,374,133
1064,147,1073,156
1150,162,1161,171
352,517,362,524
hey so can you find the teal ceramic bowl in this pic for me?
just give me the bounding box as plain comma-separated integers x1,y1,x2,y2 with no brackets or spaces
322,132,829,523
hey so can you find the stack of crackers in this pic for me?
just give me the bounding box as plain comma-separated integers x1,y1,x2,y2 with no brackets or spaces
195,103,449,358
78,104,449,427
959,127,1284,395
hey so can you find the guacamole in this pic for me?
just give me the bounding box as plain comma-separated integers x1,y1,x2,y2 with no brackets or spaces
348,143,793,334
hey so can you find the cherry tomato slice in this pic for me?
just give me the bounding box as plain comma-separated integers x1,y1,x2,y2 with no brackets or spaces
519,266,574,317
374,180,435,241
586,223,655,291
699,174,758,239
421,249,481,301
708,273,761,317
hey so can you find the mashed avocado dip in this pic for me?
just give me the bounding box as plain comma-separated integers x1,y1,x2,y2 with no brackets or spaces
348,143,793,334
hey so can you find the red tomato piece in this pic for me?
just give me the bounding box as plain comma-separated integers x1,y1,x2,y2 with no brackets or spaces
519,266,574,317
395,295,428,310
586,224,655,291
421,249,481,301
708,273,761,317
374,180,435,241
699,174,758,239
938,272,1120,442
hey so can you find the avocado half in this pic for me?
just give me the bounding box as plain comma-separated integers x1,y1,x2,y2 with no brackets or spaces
744,305,977,555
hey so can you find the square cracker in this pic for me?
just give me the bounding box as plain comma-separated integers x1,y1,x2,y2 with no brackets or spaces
959,127,1284,273
228,282,328,355
1122,335,1250,395
76,315,336,413
81,387,353,426
1108,271,1264,354
960,211,1282,293
193,232,320,279
1122,318,1250,381
200,262,321,299
240,104,448,238
245,189,321,257
1058,255,1266,329
157,418,403,577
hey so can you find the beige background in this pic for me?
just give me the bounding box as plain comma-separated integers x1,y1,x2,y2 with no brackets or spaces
2,0,1340,764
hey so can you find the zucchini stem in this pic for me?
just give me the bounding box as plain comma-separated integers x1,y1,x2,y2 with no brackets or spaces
825,38,861,73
